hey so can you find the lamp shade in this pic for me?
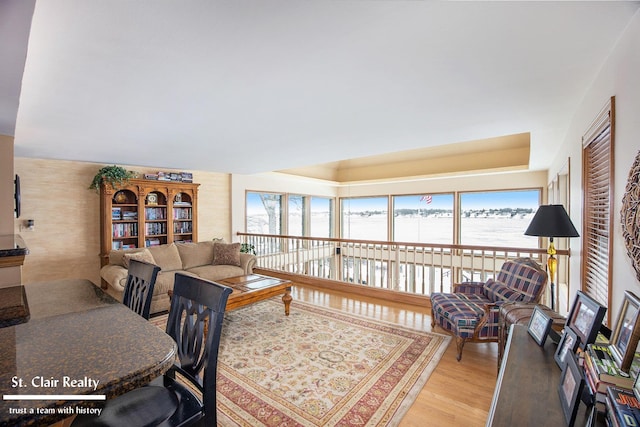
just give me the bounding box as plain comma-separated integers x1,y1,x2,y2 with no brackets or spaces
524,204,579,238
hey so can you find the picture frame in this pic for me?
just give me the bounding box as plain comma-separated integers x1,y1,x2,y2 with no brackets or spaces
528,305,553,346
566,290,607,350
558,351,585,427
146,192,158,206
555,327,580,370
610,290,640,372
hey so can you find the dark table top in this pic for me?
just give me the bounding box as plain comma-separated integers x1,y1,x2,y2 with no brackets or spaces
487,325,598,427
0,279,176,427
0,234,28,258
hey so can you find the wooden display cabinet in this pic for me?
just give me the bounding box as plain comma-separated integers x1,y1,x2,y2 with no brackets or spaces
100,178,199,267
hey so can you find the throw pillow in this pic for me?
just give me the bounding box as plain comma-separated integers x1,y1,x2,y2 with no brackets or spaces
176,241,214,269
123,249,156,268
484,279,524,303
148,243,183,271
212,242,241,267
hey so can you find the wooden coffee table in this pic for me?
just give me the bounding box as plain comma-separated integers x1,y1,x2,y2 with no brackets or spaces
217,274,292,315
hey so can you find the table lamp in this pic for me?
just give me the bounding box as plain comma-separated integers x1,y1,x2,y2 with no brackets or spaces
524,204,579,310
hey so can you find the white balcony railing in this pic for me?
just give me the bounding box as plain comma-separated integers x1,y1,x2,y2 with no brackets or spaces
237,233,571,313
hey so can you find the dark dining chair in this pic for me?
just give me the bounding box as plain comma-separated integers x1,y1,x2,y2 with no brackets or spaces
122,259,161,320
73,273,232,427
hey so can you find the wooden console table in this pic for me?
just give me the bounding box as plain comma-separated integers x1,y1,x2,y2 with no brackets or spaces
487,325,599,426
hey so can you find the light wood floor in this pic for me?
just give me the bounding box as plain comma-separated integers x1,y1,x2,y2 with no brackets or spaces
291,284,499,427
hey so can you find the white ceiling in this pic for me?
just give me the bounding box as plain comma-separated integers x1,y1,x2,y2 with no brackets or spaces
3,1,640,176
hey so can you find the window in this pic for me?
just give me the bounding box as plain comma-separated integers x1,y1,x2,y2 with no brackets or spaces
582,97,614,324
288,194,334,238
247,192,334,238
341,197,388,240
459,190,540,247
246,192,284,235
393,194,454,244
288,194,304,236
310,197,333,238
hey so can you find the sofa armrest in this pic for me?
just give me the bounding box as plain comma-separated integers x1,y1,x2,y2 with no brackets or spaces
453,282,485,295
239,253,256,275
100,264,129,292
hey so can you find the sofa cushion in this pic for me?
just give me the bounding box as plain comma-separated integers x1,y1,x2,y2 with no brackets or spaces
153,271,180,300
484,279,524,303
122,248,156,268
176,241,214,269
187,264,244,282
212,242,241,267
109,248,146,268
148,243,182,271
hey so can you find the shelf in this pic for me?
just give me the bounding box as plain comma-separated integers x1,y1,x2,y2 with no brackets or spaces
100,179,199,268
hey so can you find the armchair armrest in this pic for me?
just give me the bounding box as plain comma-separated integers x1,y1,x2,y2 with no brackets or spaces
474,301,504,332
453,282,485,295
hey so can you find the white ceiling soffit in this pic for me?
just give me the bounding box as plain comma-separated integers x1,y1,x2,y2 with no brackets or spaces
12,1,640,177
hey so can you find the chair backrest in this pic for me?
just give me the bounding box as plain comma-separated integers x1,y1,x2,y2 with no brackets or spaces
496,257,548,303
122,259,161,320
166,272,232,426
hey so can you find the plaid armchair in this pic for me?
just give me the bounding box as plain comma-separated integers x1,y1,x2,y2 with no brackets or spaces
430,258,547,361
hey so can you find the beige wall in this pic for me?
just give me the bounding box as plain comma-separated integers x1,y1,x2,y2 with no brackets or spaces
0,135,15,235
14,157,230,285
548,9,640,322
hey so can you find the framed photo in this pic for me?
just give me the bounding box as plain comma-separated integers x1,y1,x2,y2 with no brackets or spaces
555,327,580,370
146,192,158,206
528,305,553,346
610,290,640,372
566,291,607,350
557,351,585,427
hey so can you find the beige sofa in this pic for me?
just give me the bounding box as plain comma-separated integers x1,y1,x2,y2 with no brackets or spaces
100,241,256,314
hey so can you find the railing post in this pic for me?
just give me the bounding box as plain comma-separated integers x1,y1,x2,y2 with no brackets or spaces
393,244,400,291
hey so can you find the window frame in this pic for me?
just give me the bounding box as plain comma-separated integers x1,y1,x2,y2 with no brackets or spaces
581,96,615,325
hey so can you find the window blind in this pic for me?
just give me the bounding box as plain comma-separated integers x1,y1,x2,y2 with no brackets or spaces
582,97,614,324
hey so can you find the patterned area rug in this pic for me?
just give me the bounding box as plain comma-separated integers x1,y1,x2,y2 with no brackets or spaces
151,298,450,426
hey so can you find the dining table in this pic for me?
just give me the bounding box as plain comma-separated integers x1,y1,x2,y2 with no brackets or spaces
0,279,177,427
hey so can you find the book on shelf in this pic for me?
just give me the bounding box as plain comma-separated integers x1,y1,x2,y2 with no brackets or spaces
587,344,635,389
122,211,137,220
145,207,166,220
111,207,121,220
174,239,193,244
606,387,640,427
145,238,161,247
